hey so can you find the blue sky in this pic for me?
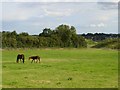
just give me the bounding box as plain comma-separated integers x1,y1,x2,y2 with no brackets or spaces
1,0,118,35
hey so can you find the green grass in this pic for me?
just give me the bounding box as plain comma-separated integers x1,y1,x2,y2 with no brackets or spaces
2,48,118,88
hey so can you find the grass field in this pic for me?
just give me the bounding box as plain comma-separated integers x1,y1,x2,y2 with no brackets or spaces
2,48,118,88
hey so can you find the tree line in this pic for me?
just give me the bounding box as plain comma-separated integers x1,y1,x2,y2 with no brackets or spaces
81,33,119,42
1,24,119,49
1,24,87,48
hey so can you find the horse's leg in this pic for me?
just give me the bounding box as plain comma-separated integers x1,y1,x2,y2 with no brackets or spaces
16,56,19,63
16,59,19,63
19,59,21,62
31,60,33,63
38,59,40,63
38,57,40,63
34,59,35,63
37,59,39,62
23,58,24,63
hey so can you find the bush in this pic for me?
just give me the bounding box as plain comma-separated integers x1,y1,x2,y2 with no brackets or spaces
92,38,119,50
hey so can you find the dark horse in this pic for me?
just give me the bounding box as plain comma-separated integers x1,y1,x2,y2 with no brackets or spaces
29,56,40,63
16,54,25,63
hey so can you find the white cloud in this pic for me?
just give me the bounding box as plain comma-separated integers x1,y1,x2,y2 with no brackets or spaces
2,3,45,21
43,8,74,17
1,0,119,2
97,10,118,22
1,0,97,2
90,24,96,27
0,3,2,22
97,23,105,27
2,2,78,21
98,0,119,2
2,2,118,34
90,23,105,28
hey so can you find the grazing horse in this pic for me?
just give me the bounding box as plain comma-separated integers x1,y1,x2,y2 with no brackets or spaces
16,54,25,63
29,56,40,63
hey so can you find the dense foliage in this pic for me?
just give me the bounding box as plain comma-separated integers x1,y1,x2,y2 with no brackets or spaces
1,24,119,49
2,24,87,48
92,38,120,49
81,33,119,42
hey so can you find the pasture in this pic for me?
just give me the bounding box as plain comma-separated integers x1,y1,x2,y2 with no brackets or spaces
2,48,118,88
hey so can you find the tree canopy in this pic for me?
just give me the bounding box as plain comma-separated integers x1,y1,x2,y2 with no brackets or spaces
2,24,119,49
2,24,87,48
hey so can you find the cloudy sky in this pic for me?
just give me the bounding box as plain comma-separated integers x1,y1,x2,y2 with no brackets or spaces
1,0,119,35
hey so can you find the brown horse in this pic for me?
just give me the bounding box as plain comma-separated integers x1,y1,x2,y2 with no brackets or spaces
16,54,25,63
29,56,40,63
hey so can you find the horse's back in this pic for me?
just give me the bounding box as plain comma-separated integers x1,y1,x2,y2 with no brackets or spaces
37,56,40,59
17,54,24,59
29,56,40,60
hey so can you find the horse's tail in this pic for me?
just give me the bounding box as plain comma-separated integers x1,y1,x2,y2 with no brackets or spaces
38,56,41,63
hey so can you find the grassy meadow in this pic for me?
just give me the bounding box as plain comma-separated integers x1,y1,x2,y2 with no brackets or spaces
2,48,118,88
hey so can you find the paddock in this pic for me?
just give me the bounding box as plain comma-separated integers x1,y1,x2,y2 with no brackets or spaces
2,48,118,88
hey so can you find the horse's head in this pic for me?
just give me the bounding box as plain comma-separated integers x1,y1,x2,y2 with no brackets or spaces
28,57,31,60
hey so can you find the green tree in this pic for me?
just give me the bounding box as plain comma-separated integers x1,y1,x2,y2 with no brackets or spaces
39,28,53,37
55,24,76,47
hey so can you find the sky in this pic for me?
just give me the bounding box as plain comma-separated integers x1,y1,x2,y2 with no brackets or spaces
1,0,119,35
